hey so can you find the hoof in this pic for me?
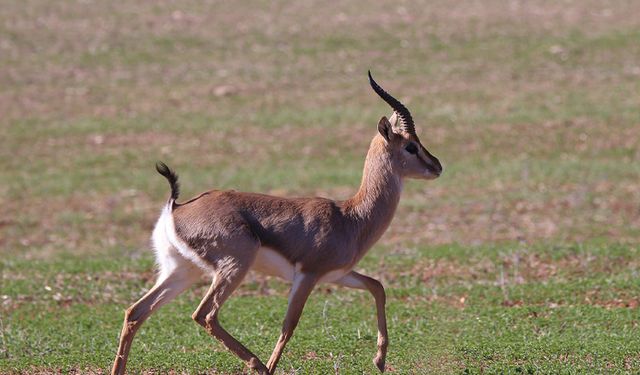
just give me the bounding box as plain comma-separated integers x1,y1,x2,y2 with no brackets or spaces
373,355,386,373
248,357,269,374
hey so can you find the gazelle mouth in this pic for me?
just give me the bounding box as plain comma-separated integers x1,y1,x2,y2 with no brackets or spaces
426,165,442,177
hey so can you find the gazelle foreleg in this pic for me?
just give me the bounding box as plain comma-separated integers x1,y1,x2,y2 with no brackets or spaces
192,260,269,374
335,271,388,372
111,267,199,375
267,273,318,374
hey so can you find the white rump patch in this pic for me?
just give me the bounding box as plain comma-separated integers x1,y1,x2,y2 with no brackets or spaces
153,205,214,273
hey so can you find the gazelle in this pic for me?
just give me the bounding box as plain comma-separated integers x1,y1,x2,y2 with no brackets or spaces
111,72,442,375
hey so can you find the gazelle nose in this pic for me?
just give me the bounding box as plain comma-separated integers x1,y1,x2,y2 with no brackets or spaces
430,157,443,176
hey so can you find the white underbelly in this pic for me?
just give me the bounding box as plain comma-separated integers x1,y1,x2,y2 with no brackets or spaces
318,268,350,283
252,247,296,281
251,247,350,284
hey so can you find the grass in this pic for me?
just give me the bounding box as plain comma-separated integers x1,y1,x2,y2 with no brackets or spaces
1,0,639,373
3,243,640,373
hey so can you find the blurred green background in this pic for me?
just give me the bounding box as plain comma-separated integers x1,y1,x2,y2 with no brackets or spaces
1,1,639,373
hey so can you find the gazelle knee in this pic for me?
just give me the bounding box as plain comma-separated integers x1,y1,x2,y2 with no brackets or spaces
125,306,143,324
122,306,145,335
205,311,219,328
192,312,204,326
193,309,219,329
191,308,211,327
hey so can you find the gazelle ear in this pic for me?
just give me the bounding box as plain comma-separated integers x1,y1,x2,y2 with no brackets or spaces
377,116,394,142
389,112,400,130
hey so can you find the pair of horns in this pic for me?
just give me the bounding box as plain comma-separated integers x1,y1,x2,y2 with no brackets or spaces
368,70,416,136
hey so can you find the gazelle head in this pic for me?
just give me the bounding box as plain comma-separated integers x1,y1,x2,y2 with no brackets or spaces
369,71,443,180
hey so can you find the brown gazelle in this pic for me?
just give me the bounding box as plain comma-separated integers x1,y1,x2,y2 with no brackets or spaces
111,71,442,375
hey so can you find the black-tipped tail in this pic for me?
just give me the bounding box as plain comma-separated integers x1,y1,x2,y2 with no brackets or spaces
155,161,180,202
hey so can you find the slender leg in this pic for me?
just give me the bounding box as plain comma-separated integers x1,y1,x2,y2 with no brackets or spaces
267,273,317,374
111,269,199,375
335,271,388,373
192,265,269,374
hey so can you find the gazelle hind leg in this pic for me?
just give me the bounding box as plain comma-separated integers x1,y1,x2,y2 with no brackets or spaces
192,257,269,374
111,260,200,375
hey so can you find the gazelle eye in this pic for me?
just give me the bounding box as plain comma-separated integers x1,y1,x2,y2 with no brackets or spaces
405,143,418,155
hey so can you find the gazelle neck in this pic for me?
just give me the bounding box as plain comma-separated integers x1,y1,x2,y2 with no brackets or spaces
344,136,403,253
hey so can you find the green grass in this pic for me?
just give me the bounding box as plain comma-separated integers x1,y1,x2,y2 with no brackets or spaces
1,0,640,373
2,243,639,373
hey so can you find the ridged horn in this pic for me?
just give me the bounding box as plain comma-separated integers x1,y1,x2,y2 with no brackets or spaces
368,70,415,135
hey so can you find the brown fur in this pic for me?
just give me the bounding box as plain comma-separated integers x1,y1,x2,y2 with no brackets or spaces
112,86,442,375
173,136,403,275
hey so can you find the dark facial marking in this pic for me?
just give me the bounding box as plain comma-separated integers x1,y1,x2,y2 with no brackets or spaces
405,143,418,155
